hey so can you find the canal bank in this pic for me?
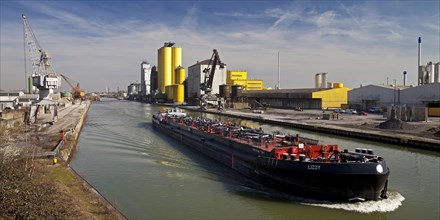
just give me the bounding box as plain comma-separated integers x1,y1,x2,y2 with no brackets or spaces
0,100,126,219
44,101,127,220
178,106,439,151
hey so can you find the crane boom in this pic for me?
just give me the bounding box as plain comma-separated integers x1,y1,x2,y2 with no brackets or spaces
199,49,225,110
61,74,76,90
61,74,85,100
201,49,224,94
22,14,60,91
22,14,42,76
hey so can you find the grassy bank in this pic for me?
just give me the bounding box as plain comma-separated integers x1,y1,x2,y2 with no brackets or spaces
0,126,121,219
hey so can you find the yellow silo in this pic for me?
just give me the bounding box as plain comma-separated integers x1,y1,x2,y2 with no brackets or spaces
166,85,174,101
174,67,185,84
173,84,184,103
162,47,172,92
172,47,182,84
157,48,163,93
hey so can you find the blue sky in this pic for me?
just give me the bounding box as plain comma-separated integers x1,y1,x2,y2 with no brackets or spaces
1,0,439,92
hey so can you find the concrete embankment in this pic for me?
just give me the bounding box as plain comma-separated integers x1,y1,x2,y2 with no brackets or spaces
179,106,439,152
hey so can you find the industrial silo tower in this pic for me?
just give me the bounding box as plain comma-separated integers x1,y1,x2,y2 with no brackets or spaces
157,42,182,94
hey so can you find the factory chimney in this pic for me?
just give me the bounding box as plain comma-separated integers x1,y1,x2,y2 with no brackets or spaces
403,71,407,86
418,37,422,85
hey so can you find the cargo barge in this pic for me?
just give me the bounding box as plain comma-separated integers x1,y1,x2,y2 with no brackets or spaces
152,108,389,202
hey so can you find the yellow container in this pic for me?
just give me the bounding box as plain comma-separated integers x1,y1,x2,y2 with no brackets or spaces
175,67,185,84
332,82,344,88
172,47,182,84
173,84,184,103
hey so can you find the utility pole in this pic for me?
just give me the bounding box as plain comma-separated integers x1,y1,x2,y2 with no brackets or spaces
277,51,280,89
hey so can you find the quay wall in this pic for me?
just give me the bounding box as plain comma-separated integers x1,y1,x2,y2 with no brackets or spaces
185,108,439,152
60,104,90,162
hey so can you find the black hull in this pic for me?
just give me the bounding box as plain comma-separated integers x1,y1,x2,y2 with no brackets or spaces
152,119,389,201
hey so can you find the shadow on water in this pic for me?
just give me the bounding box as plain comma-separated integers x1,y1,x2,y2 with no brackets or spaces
150,123,404,214
136,122,151,129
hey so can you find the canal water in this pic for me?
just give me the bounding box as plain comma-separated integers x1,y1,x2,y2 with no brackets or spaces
70,99,439,220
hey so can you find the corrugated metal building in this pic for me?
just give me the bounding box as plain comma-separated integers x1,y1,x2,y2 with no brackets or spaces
348,83,440,116
348,84,409,110
187,59,227,98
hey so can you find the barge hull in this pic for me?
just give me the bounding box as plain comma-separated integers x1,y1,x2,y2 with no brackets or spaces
152,119,389,201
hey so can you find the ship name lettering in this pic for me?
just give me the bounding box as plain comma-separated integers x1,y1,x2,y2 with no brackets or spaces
307,165,320,170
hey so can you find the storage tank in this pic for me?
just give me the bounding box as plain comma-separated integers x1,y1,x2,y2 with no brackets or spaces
172,47,182,84
231,85,243,98
321,73,328,88
61,92,72,97
173,84,184,103
219,84,230,98
175,67,185,84
315,73,321,88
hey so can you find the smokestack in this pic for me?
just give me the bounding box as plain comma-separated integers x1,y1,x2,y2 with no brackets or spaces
403,71,407,86
418,37,422,85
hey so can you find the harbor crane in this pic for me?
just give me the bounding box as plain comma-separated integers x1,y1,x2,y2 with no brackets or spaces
61,74,85,102
22,14,61,123
199,49,225,110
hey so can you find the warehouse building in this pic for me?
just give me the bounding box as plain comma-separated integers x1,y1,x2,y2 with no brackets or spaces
243,85,351,109
226,71,265,90
348,83,440,116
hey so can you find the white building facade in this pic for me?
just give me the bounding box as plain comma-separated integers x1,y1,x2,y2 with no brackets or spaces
140,61,152,96
187,59,227,98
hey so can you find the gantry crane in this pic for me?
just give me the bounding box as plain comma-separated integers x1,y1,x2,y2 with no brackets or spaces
23,14,61,123
61,74,85,102
199,49,225,110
